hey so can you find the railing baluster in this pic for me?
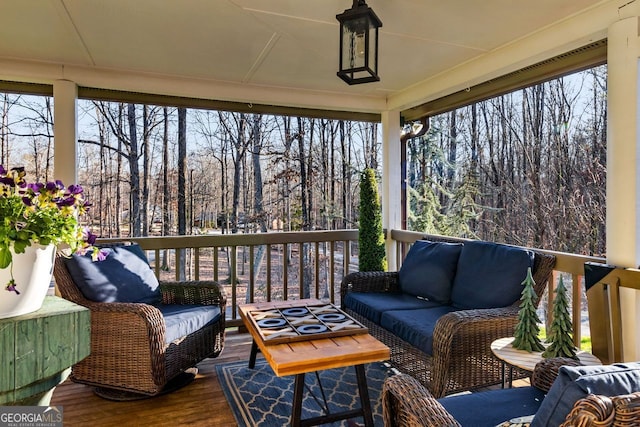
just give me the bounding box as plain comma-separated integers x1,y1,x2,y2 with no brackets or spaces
299,242,304,298
153,249,160,278
249,245,255,304
283,243,288,300
314,241,320,299
175,249,181,281
213,246,219,282
266,244,271,302
344,240,351,276
330,240,336,302
230,245,237,319
194,247,200,281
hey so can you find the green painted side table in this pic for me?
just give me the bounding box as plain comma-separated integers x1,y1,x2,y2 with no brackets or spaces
0,296,90,405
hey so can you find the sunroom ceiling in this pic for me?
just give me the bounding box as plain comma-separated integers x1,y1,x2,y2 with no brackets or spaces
0,0,611,115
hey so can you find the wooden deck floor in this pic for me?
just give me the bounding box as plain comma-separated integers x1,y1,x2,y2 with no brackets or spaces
50,329,525,426
50,328,253,427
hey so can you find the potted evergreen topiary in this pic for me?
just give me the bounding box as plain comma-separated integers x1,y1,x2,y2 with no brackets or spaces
358,168,387,272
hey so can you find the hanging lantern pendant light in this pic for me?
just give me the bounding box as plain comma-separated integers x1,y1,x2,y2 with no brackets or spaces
336,0,382,85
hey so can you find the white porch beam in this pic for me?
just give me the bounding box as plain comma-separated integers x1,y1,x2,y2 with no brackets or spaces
606,15,640,361
389,0,619,113
0,58,386,117
381,110,402,271
53,80,77,185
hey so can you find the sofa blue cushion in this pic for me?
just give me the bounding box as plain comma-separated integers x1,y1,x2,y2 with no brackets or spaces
64,243,160,304
156,304,222,344
398,240,463,304
343,292,441,324
450,241,534,309
440,386,545,427
531,362,640,427
380,306,457,354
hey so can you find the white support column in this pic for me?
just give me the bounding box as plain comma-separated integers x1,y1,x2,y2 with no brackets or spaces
53,80,78,184
607,16,640,360
381,110,402,271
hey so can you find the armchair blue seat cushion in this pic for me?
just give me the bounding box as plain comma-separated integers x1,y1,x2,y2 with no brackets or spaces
531,362,640,427
342,292,440,324
157,304,223,344
398,240,463,304
63,243,161,304
439,386,545,427
451,241,534,309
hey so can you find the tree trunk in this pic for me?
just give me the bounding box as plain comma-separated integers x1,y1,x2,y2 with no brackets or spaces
127,103,141,237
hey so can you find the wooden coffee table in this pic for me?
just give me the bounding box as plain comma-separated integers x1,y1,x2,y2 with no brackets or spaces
239,299,390,427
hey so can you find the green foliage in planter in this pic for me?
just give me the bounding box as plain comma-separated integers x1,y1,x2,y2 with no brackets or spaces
358,168,387,272
512,267,545,352
543,276,578,359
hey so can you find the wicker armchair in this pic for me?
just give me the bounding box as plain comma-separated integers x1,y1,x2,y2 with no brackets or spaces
53,253,226,397
382,358,640,427
341,236,556,398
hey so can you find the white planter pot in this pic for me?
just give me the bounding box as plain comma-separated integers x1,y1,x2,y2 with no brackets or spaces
0,244,56,319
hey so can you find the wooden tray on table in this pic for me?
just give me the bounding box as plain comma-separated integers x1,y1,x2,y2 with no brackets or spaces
246,303,368,345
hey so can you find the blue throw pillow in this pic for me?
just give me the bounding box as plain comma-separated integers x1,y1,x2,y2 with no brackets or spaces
398,240,463,304
531,362,640,427
64,243,160,304
450,240,534,309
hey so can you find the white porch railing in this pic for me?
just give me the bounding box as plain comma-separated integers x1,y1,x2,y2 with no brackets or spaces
99,229,605,342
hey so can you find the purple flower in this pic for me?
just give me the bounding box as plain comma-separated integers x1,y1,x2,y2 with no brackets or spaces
94,248,109,261
57,196,76,207
84,228,98,245
67,184,84,195
43,181,64,194
28,182,43,192
6,279,20,295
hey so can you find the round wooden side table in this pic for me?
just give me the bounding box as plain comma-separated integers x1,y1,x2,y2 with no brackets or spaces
490,336,601,388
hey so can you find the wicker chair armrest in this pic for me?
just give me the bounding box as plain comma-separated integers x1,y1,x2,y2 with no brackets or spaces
159,280,227,306
560,391,640,426
340,271,400,304
84,301,166,348
383,374,460,427
531,357,583,392
611,392,640,425
429,306,520,397
432,306,520,350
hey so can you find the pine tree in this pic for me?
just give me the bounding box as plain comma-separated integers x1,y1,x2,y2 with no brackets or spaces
543,276,577,359
358,168,387,272
407,178,446,234
512,267,545,352
444,170,481,238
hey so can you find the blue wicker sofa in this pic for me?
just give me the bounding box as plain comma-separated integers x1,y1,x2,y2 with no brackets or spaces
341,237,556,397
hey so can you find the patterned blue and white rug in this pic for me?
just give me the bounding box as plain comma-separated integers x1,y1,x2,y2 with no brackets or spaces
216,359,394,426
